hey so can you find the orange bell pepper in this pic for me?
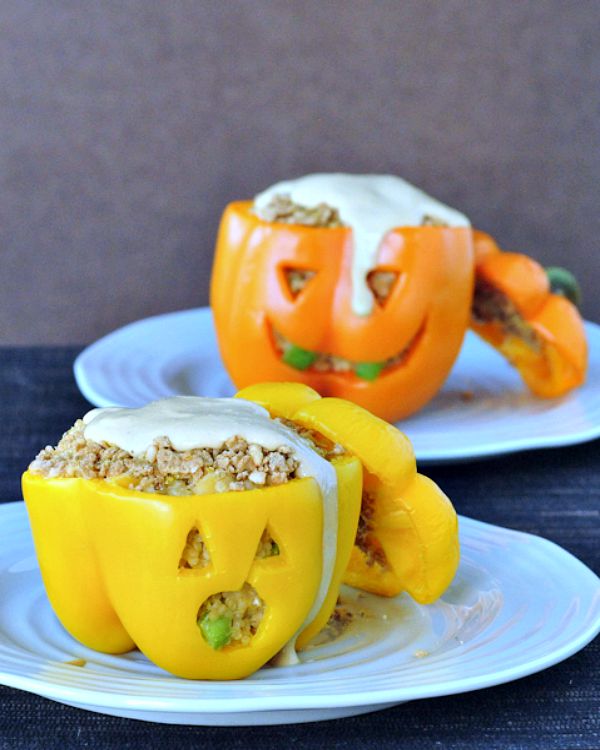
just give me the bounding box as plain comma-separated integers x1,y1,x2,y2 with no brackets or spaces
212,202,474,422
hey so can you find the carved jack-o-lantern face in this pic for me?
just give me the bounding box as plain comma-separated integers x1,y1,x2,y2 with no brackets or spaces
23,451,362,680
87,479,326,679
212,202,474,421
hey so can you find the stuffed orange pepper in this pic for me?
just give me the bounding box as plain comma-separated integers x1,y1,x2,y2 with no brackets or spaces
212,174,474,422
211,174,587,421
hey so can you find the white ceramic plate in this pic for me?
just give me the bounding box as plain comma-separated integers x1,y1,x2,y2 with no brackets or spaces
74,308,600,463
0,502,598,726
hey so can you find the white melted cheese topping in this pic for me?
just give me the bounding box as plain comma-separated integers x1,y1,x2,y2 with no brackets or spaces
83,396,338,657
254,173,470,316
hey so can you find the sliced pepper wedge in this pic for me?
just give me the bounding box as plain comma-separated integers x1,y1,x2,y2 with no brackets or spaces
471,231,588,398
236,383,460,603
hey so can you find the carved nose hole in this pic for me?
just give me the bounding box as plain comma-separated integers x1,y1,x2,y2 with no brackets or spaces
282,267,316,300
178,527,211,571
197,583,265,650
366,270,400,307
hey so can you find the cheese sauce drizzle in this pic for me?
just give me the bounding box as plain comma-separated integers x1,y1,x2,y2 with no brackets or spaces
254,173,470,316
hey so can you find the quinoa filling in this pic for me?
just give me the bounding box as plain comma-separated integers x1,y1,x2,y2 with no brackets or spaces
179,527,279,573
179,527,211,569
284,267,398,306
29,420,301,494
472,276,541,352
197,583,265,650
355,491,389,569
275,418,345,461
255,194,449,231
255,193,345,228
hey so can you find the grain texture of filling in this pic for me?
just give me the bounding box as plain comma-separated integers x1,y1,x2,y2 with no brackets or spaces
256,193,345,228
29,420,301,494
355,491,389,569
472,277,541,351
256,193,449,231
197,583,266,650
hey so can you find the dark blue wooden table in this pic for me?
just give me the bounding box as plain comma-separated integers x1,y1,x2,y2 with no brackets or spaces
0,347,598,750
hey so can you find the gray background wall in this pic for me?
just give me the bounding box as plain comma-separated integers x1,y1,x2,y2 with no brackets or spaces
1,0,598,345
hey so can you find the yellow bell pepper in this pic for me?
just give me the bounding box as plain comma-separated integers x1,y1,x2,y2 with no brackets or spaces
23,385,458,680
22,435,361,680
237,383,459,602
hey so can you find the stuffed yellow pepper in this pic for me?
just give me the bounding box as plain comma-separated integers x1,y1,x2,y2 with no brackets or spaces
22,386,459,680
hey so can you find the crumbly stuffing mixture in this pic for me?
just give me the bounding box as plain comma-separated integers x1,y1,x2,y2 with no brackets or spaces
314,599,355,643
472,277,541,351
275,418,345,461
284,268,316,297
257,195,449,231
355,491,389,569
284,265,397,307
255,528,281,559
29,421,301,494
273,327,415,375
179,527,211,569
366,270,398,305
179,527,279,571
306,596,371,649
198,583,264,647
328,600,354,634
256,193,345,228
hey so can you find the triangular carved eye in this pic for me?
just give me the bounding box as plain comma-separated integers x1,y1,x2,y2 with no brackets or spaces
179,527,211,570
255,528,280,559
367,270,400,307
283,267,316,299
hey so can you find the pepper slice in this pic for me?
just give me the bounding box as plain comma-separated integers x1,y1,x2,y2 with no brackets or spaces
237,383,459,603
471,232,588,398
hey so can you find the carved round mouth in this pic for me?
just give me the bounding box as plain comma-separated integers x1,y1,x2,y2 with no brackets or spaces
270,321,427,381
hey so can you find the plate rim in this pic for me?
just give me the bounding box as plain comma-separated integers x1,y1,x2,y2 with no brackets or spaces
0,501,598,716
73,308,600,463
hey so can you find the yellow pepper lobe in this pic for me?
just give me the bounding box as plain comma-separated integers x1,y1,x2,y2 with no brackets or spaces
22,474,134,654
235,382,321,420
